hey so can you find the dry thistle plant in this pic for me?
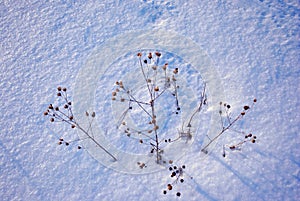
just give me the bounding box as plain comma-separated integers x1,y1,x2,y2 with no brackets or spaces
44,87,117,161
201,98,258,157
112,51,207,165
44,51,257,198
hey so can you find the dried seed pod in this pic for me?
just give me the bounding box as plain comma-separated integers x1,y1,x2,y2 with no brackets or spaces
154,86,159,91
148,52,152,59
155,52,161,57
137,52,142,57
91,112,95,117
167,184,172,190
57,87,62,91
112,91,117,96
244,105,250,110
62,88,67,92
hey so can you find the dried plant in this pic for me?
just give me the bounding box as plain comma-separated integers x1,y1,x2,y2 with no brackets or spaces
44,87,117,161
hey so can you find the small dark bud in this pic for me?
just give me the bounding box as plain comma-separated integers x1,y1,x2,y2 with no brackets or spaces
155,52,161,57
57,87,62,91
244,105,250,110
62,88,67,92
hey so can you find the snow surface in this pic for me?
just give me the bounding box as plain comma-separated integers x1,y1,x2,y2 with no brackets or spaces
1,0,299,201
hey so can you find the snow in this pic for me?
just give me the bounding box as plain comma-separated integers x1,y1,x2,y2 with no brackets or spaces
1,0,299,200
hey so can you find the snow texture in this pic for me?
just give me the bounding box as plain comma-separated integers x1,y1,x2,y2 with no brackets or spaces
0,0,299,201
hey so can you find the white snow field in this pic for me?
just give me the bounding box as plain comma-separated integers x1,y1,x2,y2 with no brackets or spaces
1,0,299,201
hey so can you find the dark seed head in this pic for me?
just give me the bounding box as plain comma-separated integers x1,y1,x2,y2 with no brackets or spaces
163,190,167,194
57,87,62,91
180,179,184,183
227,105,231,109
155,52,161,57
62,88,67,92
244,105,250,110
176,192,181,197
182,165,185,169
169,167,173,171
